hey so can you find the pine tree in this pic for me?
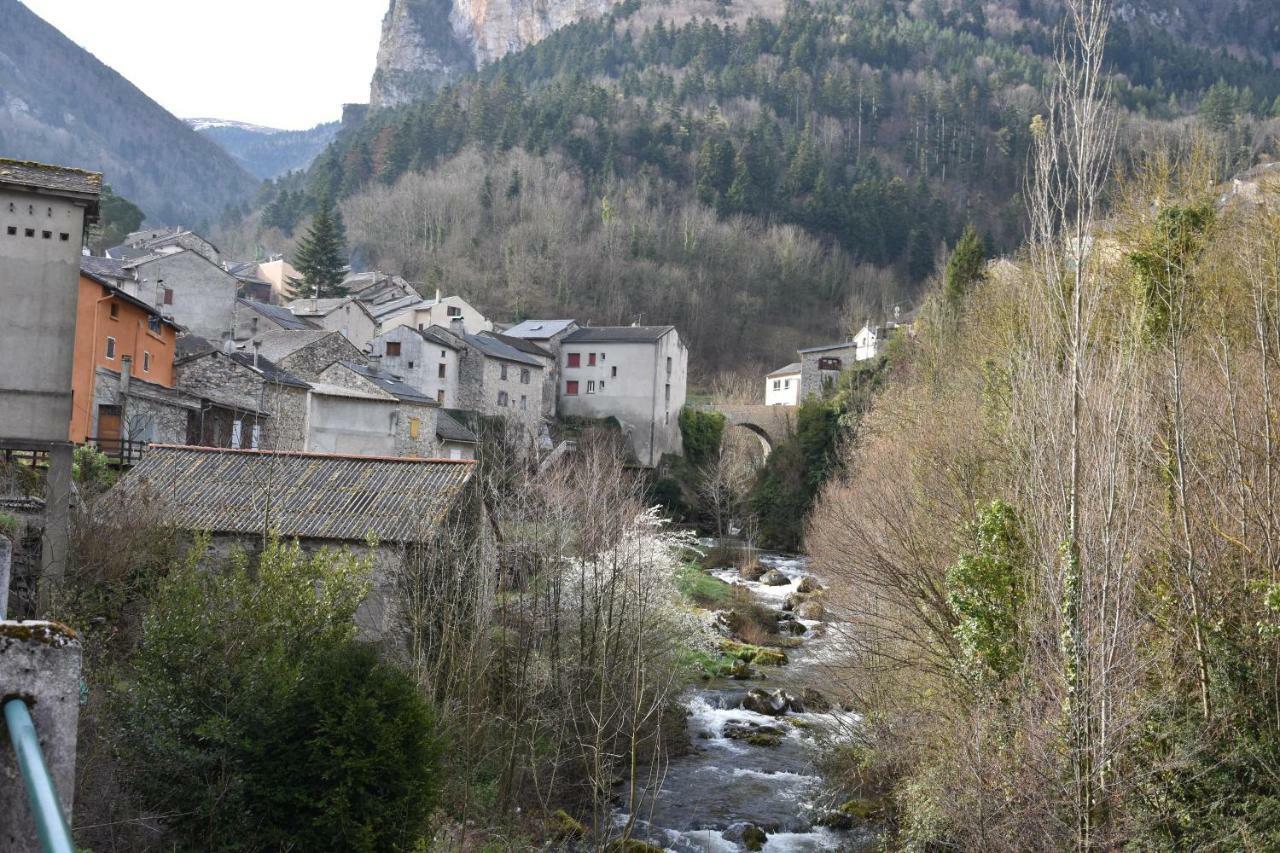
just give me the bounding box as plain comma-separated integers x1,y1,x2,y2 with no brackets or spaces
943,224,987,307
291,198,348,298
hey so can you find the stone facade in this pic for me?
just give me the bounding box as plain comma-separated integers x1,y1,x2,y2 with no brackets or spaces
266,331,368,380
91,367,197,447
369,326,460,407
174,351,310,451
797,342,859,400
456,344,543,439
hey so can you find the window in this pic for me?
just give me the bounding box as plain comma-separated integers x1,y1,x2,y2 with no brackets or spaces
666,356,672,375
566,380,579,395
437,389,445,403
665,383,671,404
418,323,424,330
41,230,51,240
447,306,462,317
586,380,595,394
520,368,530,384
251,424,261,449
449,447,463,460
497,391,509,407
599,381,605,392
441,349,446,357
24,228,34,238
104,336,116,360
148,315,161,333
230,419,243,448
520,395,527,409
109,302,119,319
588,352,597,366
784,379,791,388
5,226,14,236
772,380,781,391
408,360,414,369
386,341,401,356
162,287,174,306
59,233,69,242
500,364,508,380
142,351,152,372
600,353,606,362
567,353,581,368
438,363,447,379
611,365,617,378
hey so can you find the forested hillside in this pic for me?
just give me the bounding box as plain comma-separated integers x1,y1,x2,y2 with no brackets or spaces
248,0,1280,371
0,0,258,225
190,119,340,180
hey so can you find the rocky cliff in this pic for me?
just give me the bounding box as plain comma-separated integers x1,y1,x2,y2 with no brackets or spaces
370,0,621,107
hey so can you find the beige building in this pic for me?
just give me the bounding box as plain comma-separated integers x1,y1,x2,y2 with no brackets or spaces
287,296,379,349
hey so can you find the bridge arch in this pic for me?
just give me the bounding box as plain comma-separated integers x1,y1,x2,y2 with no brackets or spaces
728,421,773,457
702,404,795,461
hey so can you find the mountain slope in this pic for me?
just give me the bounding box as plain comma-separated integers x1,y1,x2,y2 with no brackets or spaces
189,119,340,180
0,0,258,225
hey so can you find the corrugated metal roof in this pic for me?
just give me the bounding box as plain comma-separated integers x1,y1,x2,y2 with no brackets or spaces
120,445,475,543
563,325,675,344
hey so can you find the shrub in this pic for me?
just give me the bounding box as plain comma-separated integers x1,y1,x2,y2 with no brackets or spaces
679,408,725,468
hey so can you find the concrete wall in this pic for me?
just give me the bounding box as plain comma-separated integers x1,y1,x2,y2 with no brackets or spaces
765,372,800,406
316,363,440,458
370,326,458,407
313,301,377,350
557,332,688,466
306,393,398,455
131,251,238,341
379,295,492,336
0,188,86,444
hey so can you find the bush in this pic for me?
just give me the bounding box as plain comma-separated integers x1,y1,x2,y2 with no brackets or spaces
679,408,725,468
114,538,439,850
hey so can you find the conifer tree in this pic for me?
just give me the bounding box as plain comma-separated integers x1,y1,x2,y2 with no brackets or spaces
943,225,987,307
291,197,348,298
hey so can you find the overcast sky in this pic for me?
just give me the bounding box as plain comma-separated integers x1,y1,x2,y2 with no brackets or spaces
21,0,386,130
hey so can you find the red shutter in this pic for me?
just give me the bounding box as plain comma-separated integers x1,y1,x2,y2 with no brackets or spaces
567,353,580,368
566,380,579,395
588,352,597,366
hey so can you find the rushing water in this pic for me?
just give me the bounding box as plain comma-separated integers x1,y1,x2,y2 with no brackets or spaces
616,552,876,852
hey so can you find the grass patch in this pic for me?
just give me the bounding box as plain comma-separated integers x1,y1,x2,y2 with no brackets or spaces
675,562,735,608
677,646,738,679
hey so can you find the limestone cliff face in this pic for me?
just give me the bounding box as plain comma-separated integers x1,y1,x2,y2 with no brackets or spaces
370,0,621,107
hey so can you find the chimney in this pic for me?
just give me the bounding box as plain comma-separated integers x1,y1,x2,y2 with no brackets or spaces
450,316,464,333
252,338,262,370
435,287,441,302
119,355,132,396
221,330,235,354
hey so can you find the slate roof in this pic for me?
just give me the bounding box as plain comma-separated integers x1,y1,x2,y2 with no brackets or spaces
768,362,802,377
486,331,551,359
366,295,429,321
436,410,478,444
503,319,577,340
119,445,476,543
797,340,858,355
463,332,543,367
288,297,349,317
340,362,436,405
80,255,130,281
563,325,675,344
0,158,102,198
307,381,391,401
237,298,318,331
414,326,463,350
225,352,311,389
95,367,200,411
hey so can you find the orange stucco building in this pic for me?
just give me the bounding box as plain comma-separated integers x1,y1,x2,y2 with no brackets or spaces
70,270,180,443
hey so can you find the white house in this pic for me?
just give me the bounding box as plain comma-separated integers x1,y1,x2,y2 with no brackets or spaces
765,362,801,406
556,325,688,467
373,292,492,337
368,325,463,407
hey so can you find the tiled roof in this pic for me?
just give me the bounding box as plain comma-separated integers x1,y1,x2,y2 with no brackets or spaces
340,362,436,405
0,158,102,197
463,332,543,367
287,297,349,317
237,298,318,331
503,319,577,339
563,325,675,344
436,410,478,444
119,445,475,543
95,367,201,411
767,362,802,377
486,331,551,359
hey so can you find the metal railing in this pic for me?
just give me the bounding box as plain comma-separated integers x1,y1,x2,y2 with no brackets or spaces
1,535,75,853
85,436,149,466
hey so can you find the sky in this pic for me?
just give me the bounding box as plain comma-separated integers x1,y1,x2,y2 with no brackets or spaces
21,0,387,130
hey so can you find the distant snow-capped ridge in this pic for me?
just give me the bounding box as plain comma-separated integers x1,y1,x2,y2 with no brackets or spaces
185,118,282,134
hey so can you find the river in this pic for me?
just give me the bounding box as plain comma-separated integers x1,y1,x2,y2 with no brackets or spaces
615,551,878,852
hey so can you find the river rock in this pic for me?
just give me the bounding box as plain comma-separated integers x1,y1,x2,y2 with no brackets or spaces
796,575,823,593
723,822,769,851
759,569,790,586
723,720,785,747
728,657,754,680
801,687,832,712
794,600,825,620
781,619,807,636
742,687,796,716
739,561,767,581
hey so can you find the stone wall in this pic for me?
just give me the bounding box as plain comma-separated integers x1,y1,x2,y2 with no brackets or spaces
277,333,367,380
457,348,543,440
798,343,858,400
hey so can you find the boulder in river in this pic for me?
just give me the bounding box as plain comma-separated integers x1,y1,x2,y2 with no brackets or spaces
781,620,807,636
759,569,790,586
723,720,785,747
801,687,832,712
723,822,769,851
739,560,767,581
742,687,796,716
795,600,825,620
796,575,823,593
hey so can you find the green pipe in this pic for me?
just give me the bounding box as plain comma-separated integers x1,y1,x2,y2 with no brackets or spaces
4,697,74,853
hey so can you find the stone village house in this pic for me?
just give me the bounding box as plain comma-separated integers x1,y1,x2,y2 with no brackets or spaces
114,445,485,642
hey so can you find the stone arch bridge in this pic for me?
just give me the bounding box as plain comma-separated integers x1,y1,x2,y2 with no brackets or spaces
702,404,796,456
